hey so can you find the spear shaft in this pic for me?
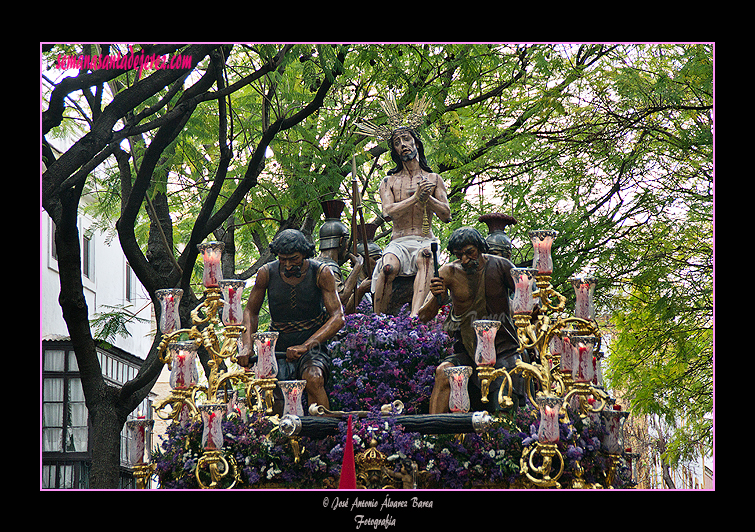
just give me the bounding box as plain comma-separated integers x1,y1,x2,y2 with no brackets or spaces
352,157,371,295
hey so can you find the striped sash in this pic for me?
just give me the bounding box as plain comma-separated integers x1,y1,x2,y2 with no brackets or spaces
271,312,328,334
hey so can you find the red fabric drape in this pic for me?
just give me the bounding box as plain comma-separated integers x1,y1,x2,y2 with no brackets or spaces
338,415,357,489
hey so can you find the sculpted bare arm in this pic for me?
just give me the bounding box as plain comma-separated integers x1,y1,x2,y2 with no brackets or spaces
427,173,452,223
418,262,455,322
239,265,269,366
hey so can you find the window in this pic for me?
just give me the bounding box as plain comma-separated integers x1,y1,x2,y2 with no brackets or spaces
42,349,88,453
50,219,58,261
82,234,92,279
126,262,134,302
42,343,150,489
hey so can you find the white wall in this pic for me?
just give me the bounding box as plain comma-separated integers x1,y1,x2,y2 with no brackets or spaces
41,195,154,361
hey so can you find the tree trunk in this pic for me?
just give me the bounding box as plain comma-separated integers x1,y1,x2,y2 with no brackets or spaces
53,186,127,489
87,387,125,488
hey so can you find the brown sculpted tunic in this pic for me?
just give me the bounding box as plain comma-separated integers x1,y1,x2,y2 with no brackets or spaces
443,254,519,360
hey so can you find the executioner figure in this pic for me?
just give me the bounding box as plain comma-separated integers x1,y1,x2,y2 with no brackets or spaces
239,229,344,411
356,94,452,316
419,226,527,413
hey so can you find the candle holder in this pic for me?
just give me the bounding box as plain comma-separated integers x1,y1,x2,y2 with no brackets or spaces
199,403,225,451
444,366,473,413
168,341,200,390
529,230,558,277
569,275,597,321
253,331,279,379
197,241,224,289
519,395,565,488
561,335,609,417
473,320,500,366
470,320,514,409
601,406,631,487
195,403,239,489
571,335,598,384
511,268,538,317
244,332,279,415
536,395,563,444
153,339,204,425
126,416,155,489
556,332,579,411
220,279,245,326
601,406,630,455
154,246,250,413
280,380,306,417
156,288,183,335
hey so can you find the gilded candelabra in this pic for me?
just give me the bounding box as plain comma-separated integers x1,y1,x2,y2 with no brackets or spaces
474,230,627,488
148,241,283,488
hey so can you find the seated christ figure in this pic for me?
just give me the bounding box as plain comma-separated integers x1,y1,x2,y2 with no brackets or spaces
356,94,452,316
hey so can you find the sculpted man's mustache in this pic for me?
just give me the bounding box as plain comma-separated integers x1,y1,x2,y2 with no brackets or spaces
283,266,303,278
462,260,479,273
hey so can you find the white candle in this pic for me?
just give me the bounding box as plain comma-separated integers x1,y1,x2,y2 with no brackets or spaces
254,333,279,379
572,339,596,384
221,280,245,325
537,398,562,444
444,366,472,413
280,380,306,416
157,289,183,335
571,276,597,321
198,242,224,288
202,406,224,451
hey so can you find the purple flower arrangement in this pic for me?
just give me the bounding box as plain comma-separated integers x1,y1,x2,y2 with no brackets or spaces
151,309,633,489
326,305,453,414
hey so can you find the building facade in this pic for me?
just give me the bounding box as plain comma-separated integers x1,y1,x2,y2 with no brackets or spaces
41,194,156,488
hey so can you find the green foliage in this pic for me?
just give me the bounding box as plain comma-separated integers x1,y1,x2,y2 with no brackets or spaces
606,214,712,466
44,43,714,474
91,304,151,344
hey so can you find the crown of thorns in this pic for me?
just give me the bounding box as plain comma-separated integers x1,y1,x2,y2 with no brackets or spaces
354,93,430,144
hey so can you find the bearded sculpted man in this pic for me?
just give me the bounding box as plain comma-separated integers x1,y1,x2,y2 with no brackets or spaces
239,229,344,412
370,127,452,316
418,227,527,414
356,94,452,317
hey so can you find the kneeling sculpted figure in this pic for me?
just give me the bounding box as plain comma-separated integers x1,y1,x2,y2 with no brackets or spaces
239,229,344,412
419,227,527,413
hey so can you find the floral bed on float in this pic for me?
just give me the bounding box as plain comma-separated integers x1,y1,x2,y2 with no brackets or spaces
153,305,634,489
